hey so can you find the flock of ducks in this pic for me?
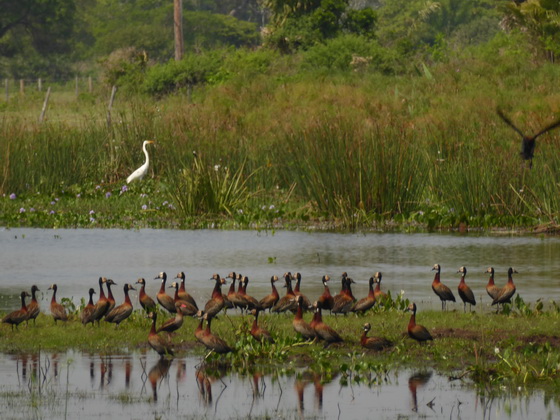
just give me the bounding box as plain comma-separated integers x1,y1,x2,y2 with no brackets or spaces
1,265,518,357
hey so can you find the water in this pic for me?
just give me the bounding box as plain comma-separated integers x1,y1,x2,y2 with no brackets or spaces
1,228,559,312
0,351,557,420
1,228,559,419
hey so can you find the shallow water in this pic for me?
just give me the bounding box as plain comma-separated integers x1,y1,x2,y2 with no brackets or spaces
0,350,557,420
1,228,559,312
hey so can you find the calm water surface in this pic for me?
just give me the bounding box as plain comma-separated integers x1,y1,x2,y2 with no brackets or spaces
0,350,557,420
0,228,558,312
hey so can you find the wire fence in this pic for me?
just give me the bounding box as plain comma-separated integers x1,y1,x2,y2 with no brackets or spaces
2,76,98,101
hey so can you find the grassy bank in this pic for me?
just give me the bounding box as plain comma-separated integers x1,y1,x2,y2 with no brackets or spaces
2,53,560,231
2,296,560,394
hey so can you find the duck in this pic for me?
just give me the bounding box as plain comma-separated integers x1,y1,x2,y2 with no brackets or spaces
250,308,274,344
431,264,456,311
147,312,174,357
136,278,157,313
26,285,41,325
311,302,343,346
492,267,517,307
259,275,280,312
48,284,68,324
351,274,376,313
360,322,393,351
104,278,117,316
293,295,316,341
199,313,233,354
169,281,198,316
316,275,334,313
2,291,31,330
91,277,110,325
155,272,176,313
105,283,136,326
175,272,198,309
157,301,186,335
457,266,476,312
81,288,97,326
406,303,433,343
373,272,389,303
271,272,298,313
332,273,356,315
240,276,262,311
485,267,500,302
202,274,226,319
226,272,250,312
292,272,312,310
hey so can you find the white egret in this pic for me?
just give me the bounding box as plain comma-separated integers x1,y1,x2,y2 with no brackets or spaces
127,140,155,183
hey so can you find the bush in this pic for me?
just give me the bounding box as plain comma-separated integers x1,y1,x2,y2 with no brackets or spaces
301,35,400,73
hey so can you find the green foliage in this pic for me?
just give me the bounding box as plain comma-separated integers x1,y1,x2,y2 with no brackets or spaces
143,50,225,95
301,34,399,73
185,11,260,48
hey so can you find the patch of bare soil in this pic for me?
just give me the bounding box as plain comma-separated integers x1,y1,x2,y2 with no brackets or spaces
431,328,481,341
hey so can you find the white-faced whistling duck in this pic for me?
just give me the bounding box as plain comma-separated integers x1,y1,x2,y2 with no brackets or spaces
175,271,198,309
240,276,262,311
259,275,280,312
317,275,334,313
497,108,560,169
157,301,186,335
351,275,376,313
2,291,31,330
81,288,96,326
136,278,156,313
292,272,312,309
147,312,174,358
373,272,388,303
332,272,356,315
48,284,68,324
293,295,317,341
226,272,249,312
169,281,198,316
26,285,41,325
492,267,517,307
91,277,110,325
485,267,500,302
406,303,433,343
250,308,274,344
272,272,298,313
360,322,393,351
200,313,232,354
104,279,117,315
457,266,476,312
154,272,176,313
431,264,456,311
202,274,226,320
105,283,136,326
312,302,343,346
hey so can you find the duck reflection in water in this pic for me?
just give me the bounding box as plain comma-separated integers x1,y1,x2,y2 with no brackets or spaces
195,362,228,407
408,371,433,412
147,358,172,402
124,358,132,388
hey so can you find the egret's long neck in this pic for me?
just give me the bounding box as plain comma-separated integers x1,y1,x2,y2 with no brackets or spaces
143,142,150,165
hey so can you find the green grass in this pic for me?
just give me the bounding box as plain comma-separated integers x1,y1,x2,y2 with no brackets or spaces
2,55,560,231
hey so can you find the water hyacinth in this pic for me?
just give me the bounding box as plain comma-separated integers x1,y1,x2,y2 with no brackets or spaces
9,193,16,200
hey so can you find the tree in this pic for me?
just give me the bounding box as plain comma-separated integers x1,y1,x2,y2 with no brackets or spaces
0,0,76,54
500,0,560,62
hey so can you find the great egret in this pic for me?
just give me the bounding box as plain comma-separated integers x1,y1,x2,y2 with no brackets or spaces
497,109,560,168
127,140,155,183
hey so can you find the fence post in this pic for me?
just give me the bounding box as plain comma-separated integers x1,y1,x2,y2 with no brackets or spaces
106,85,117,128
19,79,24,95
38,78,42,92
75,75,79,99
39,87,51,123
4,79,8,101
88,76,93,93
